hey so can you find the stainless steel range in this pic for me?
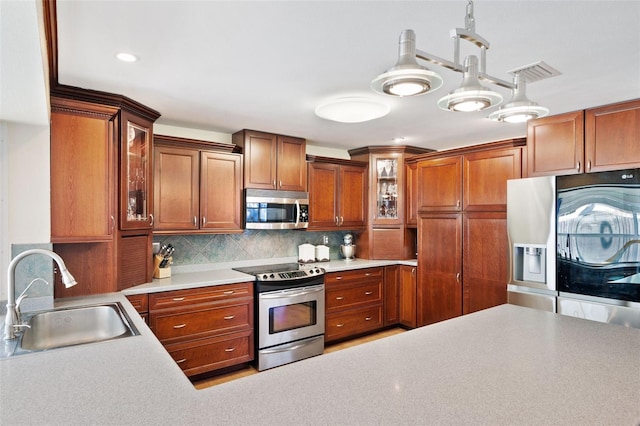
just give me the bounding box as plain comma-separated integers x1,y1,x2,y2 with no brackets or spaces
233,263,325,371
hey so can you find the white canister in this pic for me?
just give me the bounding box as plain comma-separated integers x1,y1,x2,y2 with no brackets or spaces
298,243,316,263
315,245,330,262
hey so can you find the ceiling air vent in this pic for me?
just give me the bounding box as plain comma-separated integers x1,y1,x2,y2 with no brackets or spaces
507,61,562,83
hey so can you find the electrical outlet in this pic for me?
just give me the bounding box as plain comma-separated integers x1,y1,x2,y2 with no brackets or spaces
323,235,329,245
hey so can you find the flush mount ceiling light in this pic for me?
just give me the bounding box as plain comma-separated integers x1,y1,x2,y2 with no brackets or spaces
116,52,139,63
315,97,391,123
371,0,560,121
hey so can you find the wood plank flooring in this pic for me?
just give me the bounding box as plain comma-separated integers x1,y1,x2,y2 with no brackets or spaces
192,327,406,390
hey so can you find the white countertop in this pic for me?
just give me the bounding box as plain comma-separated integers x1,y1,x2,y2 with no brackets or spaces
122,258,417,295
2,300,639,425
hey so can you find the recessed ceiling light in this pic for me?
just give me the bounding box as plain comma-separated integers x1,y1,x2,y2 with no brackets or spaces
392,137,406,143
116,52,139,63
315,97,390,123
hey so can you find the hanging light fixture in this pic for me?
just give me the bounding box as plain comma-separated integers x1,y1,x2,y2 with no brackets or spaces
371,0,559,121
371,29,443,97
436,55,502,112
488,73,549,123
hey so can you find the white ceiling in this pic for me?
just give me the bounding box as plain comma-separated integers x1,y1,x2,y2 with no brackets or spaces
54,1,640,152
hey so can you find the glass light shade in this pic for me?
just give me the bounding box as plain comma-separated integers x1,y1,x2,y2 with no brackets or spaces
437,89,502,112
315,97,391,123
371,68,443,97
116,52,139,63
488,104,549,123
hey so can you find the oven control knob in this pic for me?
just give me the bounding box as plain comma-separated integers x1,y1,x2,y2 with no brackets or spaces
269,273,275,279
262,274,269,280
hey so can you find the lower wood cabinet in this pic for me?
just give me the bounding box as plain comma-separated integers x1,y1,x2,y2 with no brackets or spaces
325,267,384,342
399,265,417,328
147,282,254,377
125,293,148,324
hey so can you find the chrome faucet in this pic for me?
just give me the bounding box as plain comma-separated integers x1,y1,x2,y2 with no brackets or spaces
4,249,77,340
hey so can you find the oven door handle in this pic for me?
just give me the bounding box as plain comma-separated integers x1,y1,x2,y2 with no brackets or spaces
259,286,324,299
260,336,324,354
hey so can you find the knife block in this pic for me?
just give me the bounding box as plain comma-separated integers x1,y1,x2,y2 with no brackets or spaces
153,254,172,279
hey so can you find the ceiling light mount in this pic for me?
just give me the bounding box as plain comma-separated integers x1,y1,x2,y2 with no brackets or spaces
371,0,560,121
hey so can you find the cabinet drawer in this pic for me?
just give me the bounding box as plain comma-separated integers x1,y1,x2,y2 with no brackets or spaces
151,302,252,342
325,267,383,285
149,282,253,310
326,281,383,312
325,305,383,342
125,294,148,313
165,329,253,377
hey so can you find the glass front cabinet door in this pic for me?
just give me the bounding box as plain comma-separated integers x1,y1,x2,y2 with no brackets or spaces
374,155,402,224
121,112,154,230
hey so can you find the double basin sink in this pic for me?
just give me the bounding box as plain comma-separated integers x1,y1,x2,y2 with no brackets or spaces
4,302,139,356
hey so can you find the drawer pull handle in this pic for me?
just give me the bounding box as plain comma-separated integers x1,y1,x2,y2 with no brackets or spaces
335,296,344,300
365,317,373,321
364,291,373,295
172,297,185,301
335,276,343,280
223,290,235,295
224,315,235,320
336,323,345,327
225,347,236,352
175,358,187,364
365,273,371,276
173,323,187,329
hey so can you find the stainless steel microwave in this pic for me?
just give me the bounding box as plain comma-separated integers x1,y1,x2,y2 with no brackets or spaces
245,189,309,230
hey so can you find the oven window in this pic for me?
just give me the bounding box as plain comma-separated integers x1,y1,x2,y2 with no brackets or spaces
269,301,317,334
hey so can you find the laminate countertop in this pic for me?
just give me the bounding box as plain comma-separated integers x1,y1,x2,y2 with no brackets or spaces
1,298,638,425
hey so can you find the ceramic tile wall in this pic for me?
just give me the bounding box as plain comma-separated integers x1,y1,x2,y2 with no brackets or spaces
154,230,354,266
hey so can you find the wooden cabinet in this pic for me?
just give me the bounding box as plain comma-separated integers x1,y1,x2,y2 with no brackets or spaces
232,129,307,191
399,265,417,328
50,87,160,297
462,212,508,314
153,135,243,233
417,156,463,212
383,265,400,325
324,267,384,342
414,141,523,325
526,110,585,176
585,99,640,172
417,213,463,326
307,158,367,231
148,282,254,377
125,293,149,323
526,99,640,176
120,111,154,231
51,97,118,242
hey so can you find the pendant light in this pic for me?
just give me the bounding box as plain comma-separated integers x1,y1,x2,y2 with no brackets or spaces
436,55,502,112
488,73,549,123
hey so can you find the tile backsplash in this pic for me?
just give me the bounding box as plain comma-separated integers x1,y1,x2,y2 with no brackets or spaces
154,230,354,266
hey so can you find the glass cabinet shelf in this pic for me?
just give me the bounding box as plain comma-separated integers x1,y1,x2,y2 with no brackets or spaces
376,158,398,219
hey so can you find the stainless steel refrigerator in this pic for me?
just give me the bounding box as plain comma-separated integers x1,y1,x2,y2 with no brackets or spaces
506,176,558,312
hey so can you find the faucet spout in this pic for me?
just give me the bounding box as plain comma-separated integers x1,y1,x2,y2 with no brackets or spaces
4,249,77,340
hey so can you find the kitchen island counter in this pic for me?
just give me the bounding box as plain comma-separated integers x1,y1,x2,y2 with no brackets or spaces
2,302,638,425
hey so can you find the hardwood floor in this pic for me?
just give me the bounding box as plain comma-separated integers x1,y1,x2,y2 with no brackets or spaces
192,327,406,390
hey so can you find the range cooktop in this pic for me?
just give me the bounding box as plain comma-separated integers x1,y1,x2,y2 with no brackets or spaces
233,263,325,282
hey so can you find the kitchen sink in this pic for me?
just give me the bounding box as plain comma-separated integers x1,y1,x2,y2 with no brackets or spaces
19,302,139,352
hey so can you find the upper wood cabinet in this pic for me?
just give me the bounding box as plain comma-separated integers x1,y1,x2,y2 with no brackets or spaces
585,99,640,173
50,86,160,297
120,111,154,231
405,162,418,226
51,97,119,242
526,99,640,176
463,147,522,211
526,110,585,176
307,158,367,231
416,156,463,212
232,129,307,191
153,135,243,234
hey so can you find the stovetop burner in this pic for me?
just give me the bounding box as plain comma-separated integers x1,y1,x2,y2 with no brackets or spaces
233,263,325,282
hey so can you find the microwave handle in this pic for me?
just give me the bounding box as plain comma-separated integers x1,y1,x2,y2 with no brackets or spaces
295,200,300,227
